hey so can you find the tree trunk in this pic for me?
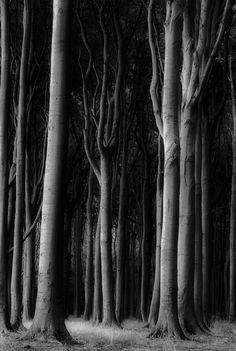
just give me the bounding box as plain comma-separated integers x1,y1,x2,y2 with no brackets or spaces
148,136,163,327
141,154,152,322
93,210,102,324
201,119,211,325
84,167,94,320
11,0,31,329
0,0,10,332
100,155,117,325
115,119,128,323
64,208,72,317
28,0,73,342
194,116,205,329
178,106,200,333
129,231,136,318
23,152,35,321
74,207,83,317
229,36,236,321
150,0,185,339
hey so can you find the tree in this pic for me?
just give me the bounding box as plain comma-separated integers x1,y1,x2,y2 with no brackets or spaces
0,0,11,332
11,0,32,329
27,0,73,342
150,0,185,338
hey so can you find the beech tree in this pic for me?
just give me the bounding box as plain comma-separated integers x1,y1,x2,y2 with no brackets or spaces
149,0,185,338
27,0,73,342
0,0,10,332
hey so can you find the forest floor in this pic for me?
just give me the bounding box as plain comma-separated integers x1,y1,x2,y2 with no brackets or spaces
0,318,236,351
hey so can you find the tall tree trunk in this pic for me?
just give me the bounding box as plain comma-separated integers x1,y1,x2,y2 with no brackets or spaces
84,167,94,320
123,228,130,319
115,118,128,323
74,206,83,317
100,155,117,325
141,154,152,322
11,0,31,329
129,231,135,318
64,207,72,317
178,106,200,333
148,136,163,327
150,0,185,339
28,0,73,342
229,35,236,321
0,0,10,332
23,152,35,321
93,210,102,324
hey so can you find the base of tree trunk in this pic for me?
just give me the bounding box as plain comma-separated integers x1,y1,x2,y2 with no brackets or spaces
101,318,121,328
179,313,203,335
24,320,77,345
11,320,27,332
0,319,12,333
148,312,185,340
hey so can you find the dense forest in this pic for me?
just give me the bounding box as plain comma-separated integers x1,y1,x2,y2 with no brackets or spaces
0,0,236,349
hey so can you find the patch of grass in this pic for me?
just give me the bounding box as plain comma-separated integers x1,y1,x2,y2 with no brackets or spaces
66,317,145,349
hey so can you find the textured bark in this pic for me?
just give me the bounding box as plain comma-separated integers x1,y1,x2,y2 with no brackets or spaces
0,0,11,332
148,136,163,327
150,0,185,339
11,0,31,329
28,0,73,342
84,167,94,320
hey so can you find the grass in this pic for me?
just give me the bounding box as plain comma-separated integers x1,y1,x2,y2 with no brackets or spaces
0,318,236,350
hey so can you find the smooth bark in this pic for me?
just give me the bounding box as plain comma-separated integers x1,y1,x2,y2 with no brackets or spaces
28,0,73,342
11,0,31,329
150,0,185,339
148,136,163,327
0,0,11,332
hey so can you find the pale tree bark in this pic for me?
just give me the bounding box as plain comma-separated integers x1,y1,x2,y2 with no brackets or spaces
147,0,163,327
150,0,185,339
28,0,73,342
178,0,233,332
11,0,31,329
148,136,163,327
0,0,11,332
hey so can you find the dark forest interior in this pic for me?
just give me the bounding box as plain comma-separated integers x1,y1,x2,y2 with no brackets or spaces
0,0,236,350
